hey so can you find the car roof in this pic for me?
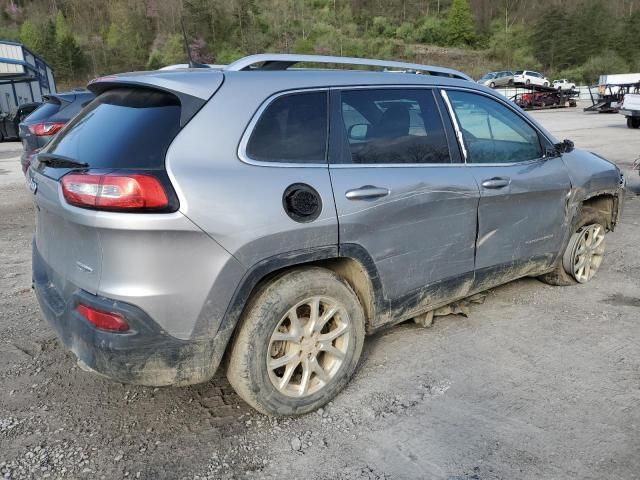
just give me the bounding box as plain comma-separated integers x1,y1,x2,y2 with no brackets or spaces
88,54,475,101
44,90,94,104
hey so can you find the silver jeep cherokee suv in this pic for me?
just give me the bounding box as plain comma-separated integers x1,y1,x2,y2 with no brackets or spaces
30,54,625,416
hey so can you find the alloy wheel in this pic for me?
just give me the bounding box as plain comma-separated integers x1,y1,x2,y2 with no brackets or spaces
565,224,606,283
267,296,351,397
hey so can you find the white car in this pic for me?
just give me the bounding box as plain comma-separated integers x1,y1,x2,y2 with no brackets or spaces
514,70,550,87
553,79,576,91
619,93,640,129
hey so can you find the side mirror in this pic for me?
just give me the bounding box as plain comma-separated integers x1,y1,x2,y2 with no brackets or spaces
348,123,369,141
554,138,574,154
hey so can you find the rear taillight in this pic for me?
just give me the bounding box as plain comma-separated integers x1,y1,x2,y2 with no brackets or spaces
76,304,129,332
28,122,66,136
61,172,169,211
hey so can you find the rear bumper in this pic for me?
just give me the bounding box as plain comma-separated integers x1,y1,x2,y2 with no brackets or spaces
33,242,223,386
619,109,640,117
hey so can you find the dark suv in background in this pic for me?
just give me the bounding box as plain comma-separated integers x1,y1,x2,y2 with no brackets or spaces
19,89,94,174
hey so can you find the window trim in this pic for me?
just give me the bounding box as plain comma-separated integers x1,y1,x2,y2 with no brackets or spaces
440,87,552,167
329,86,460,168
237,88,330,168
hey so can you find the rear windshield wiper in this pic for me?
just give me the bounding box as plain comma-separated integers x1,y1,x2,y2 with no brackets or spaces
37,152,89,169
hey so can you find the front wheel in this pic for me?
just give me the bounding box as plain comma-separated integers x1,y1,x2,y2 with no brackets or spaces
226,267,365,416
562,224,606,283
526,79,531,85
490,81,496,88
544,81,549,87
539,206,608,286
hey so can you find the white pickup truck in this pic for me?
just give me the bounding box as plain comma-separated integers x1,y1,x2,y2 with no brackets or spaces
620,93,640,128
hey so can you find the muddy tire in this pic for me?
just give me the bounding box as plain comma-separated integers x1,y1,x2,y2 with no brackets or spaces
538,206,608,286
226,267,365,416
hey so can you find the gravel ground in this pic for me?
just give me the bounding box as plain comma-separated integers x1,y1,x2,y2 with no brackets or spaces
1,105,639,480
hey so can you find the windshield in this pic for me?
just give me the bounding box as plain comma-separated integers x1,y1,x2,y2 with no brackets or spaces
481,73,496,80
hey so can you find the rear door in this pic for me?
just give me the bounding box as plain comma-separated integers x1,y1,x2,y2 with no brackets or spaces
329,87,479,325
442,89,572,287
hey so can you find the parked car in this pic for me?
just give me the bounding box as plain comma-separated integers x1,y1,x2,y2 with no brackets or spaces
477,71,514,88
19,89,95,174
0,102,40,141
516,91,561,108
28,54,625,416
619,93,640,128
514,70,550,87
553,79,576,91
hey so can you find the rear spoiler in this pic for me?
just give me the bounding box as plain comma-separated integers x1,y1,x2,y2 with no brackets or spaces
88,70,224,127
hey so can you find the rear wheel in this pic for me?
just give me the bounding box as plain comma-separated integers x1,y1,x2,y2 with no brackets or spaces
226,267,365,416
526,79,531,85
539,206,608,286
489,81,496,88
544,81,549,87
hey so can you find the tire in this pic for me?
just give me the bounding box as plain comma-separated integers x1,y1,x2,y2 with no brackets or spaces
627,117,640,129
526,79,531,85
538,206,608,286
544,82,549,87
490,82,496,88
226,267,365,416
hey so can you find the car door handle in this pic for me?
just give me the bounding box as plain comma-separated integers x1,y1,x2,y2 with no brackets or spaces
481,177,511,189
345,185,390,200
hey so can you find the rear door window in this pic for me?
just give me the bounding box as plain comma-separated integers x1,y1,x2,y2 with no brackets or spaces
335,89,451,164
45,87,181,169
246,91,328,163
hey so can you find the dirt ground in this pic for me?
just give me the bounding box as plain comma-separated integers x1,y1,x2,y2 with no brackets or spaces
1,105,639,480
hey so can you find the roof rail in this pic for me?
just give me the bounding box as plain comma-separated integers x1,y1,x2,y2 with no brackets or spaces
225,54,472,81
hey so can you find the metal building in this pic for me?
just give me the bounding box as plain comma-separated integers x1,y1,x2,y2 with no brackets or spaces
0,40,56,114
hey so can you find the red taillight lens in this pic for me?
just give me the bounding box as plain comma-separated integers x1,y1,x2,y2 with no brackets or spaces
76,304,129,332
28,122,66,136
61,173,169,211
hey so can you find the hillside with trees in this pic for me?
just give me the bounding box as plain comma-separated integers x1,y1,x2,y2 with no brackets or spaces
0,0,639,88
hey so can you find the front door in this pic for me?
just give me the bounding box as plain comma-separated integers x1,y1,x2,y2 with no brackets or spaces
443,89,572,288
329,88,480,325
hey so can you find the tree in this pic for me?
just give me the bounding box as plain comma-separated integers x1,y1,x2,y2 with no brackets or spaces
446,0,476,46
52,12,85,82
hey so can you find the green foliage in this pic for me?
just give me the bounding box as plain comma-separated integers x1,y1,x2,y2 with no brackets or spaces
3,0,640,87
557,51,630,85
412,16,448,45
19,14,83,82
147,34,186,70
487,21,539,71
446,0,476,47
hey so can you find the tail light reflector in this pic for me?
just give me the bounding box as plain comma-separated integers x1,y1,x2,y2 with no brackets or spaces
61,172,169,211
76,304,129,332
28,122,66,136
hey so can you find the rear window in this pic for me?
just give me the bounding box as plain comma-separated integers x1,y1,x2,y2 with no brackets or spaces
24,101,62,123
45,87,181,169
